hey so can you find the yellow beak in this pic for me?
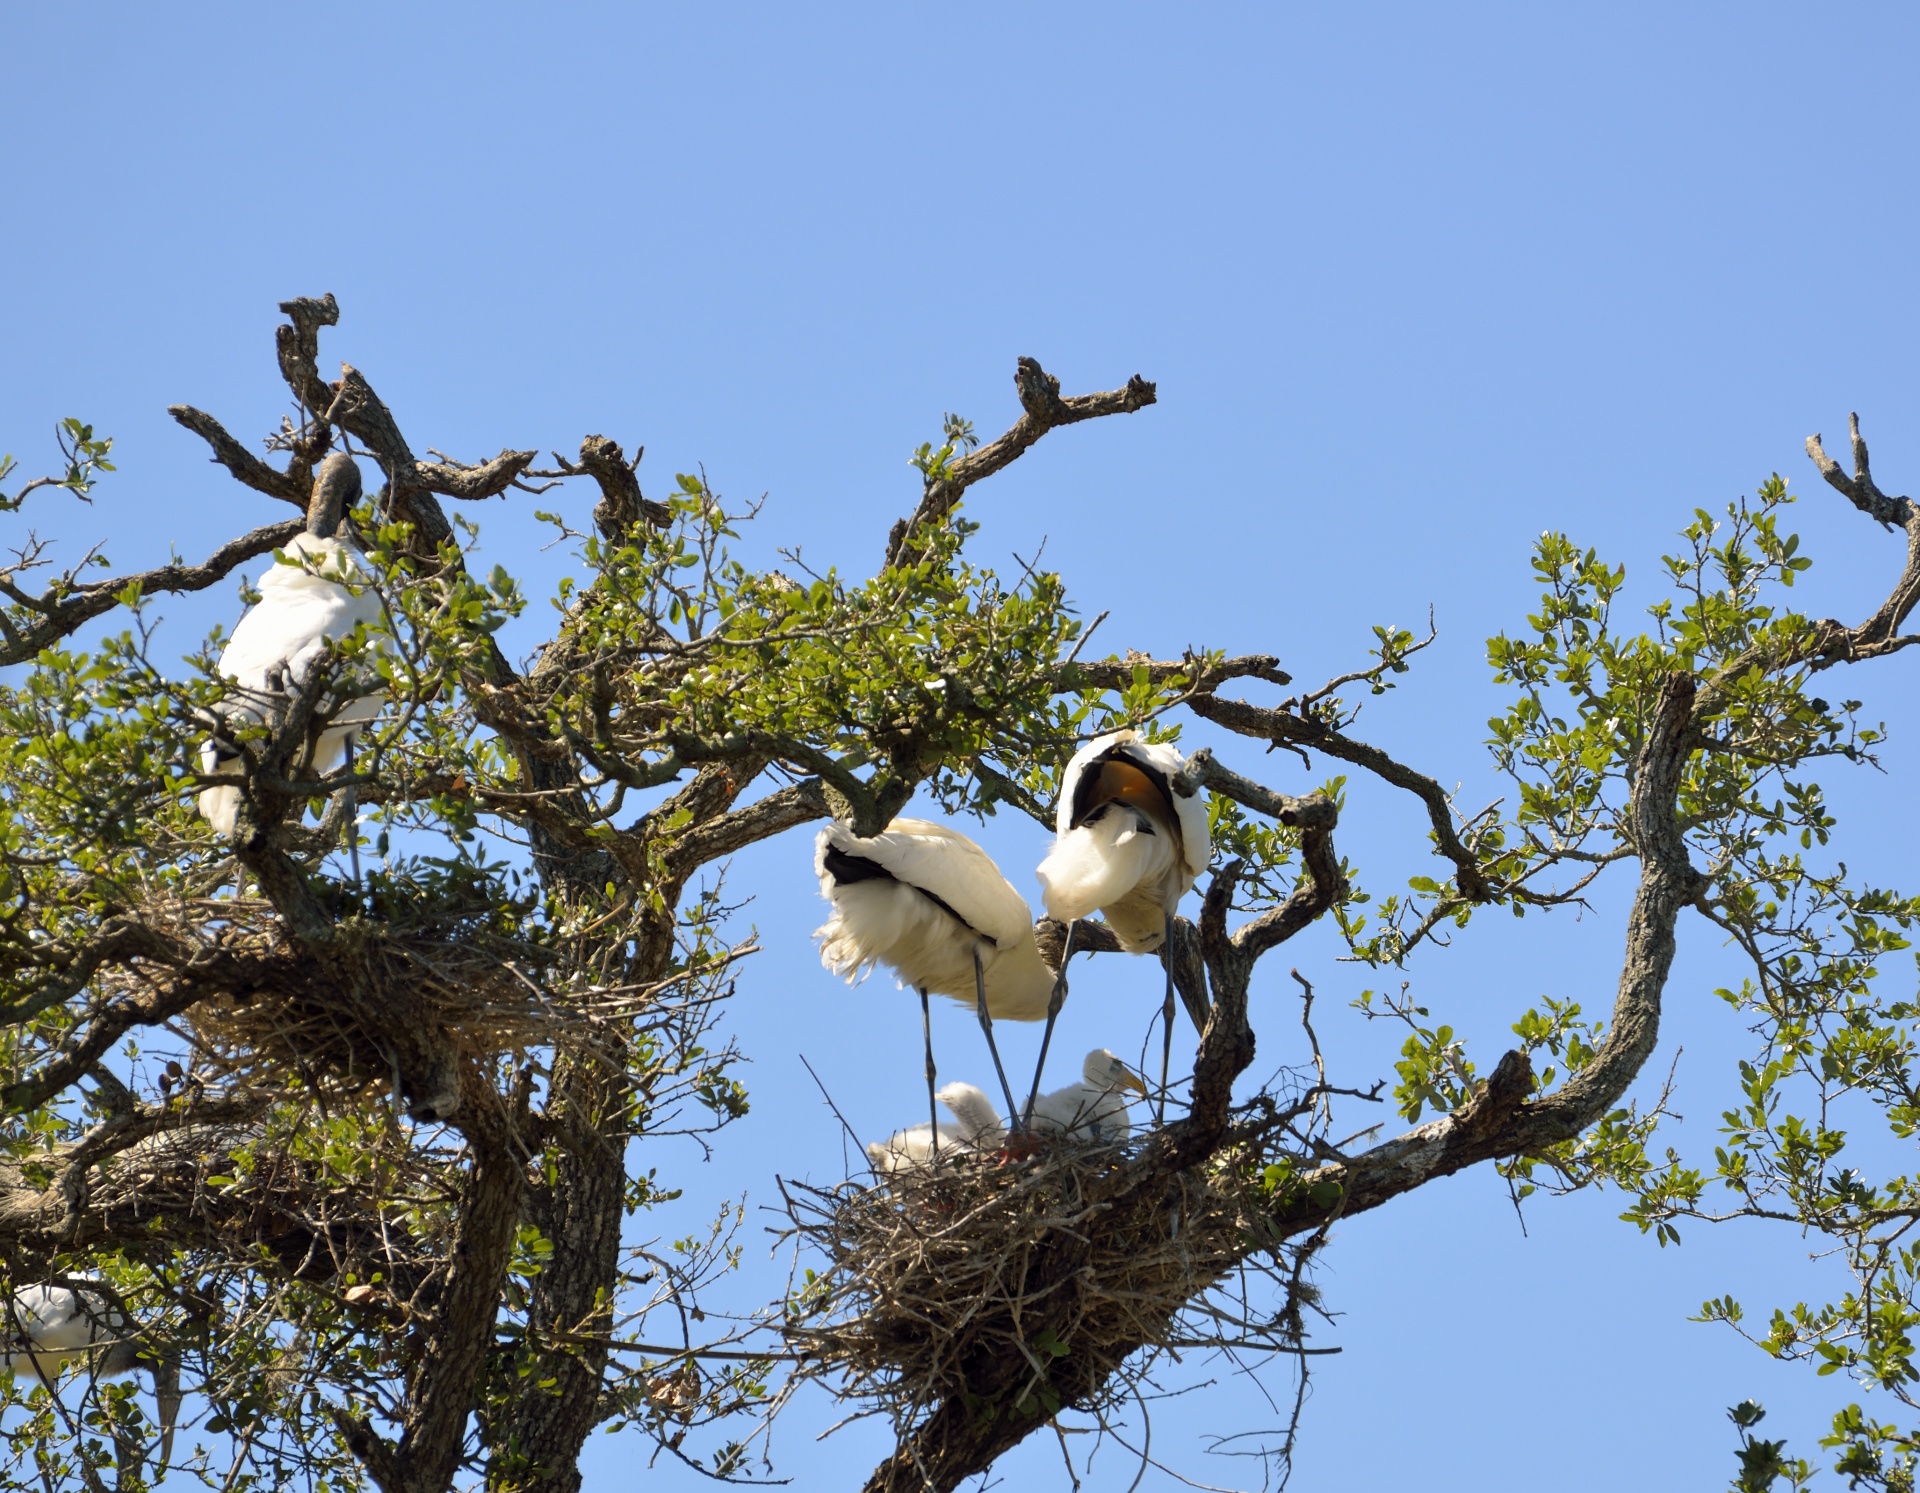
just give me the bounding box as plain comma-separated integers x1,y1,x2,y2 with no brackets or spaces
1112,1066,1149,1096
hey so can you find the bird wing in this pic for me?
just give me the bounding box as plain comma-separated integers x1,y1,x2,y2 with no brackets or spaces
217,539,381,693
821,819,1034,951
1032,1081,1131,1141
936,1082,1006,1144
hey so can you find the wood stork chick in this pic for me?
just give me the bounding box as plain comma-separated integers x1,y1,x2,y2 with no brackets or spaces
198,452,385,847
3,1282,180,1465
815,817,1055,1135
1034,730,1210,1121
1029,1049,1147,1144
866,1081,1006,1176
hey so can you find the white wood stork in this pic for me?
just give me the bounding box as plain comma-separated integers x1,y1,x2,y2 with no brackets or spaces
3,1281,180,1465
1028,1048,1147,1144
815,817,1056,1135
865,1081,1006,1176
1034,730,1211,1121
198,452,385,854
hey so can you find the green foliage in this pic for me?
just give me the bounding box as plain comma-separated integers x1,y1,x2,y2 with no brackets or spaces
0,418,116,513
1325,472,1920,1485
1,374,1913,1491
1727,1401,1813,1492
0,404,1246,1488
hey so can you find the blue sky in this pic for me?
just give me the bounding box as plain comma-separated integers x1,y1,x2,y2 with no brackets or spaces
6,4,1920,1488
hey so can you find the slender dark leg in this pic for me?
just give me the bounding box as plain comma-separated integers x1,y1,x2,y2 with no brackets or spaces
343,734,362,890
1022,918,1077,1128
920,986,939,1163
1158,912,1176,1126
973,947,1024,1134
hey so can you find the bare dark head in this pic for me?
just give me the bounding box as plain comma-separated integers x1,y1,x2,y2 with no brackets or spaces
307,453,362,538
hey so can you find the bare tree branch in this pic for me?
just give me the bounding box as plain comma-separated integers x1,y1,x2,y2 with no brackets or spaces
274,293,341,416
665,777,829,874
1234,812,1347,963
1180,748,1337,829
1063,651,1294,693
1183,691,1495,899
0,517,302,666
556,435,672,540
885,358,1157,567
167,405,306,507
1806,413,1915,530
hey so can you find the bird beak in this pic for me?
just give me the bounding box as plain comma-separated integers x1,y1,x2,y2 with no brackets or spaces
153,1348,181,1468
1112,1065,1149,1096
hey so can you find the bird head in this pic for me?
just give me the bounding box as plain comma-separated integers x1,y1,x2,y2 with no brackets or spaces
935,1081,1005,1139
1082,1049,1148,1095
306,452,362,538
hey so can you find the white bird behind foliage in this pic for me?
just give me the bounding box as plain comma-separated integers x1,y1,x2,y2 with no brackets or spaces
0,1283,134,1383
866,1081,1007,1175
3,1281,180,1465
1037,730,1210,951
198,456,387,838
814,818,1056,1021
1029,1049,1147,1143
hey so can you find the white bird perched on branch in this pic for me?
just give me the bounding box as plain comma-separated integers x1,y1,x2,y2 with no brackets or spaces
1029,1049,1147,1144
197,451,385,852
1034,730,1211,1121
2,1281,181,1465
815,817,1057,1138
865,1081,1006,1176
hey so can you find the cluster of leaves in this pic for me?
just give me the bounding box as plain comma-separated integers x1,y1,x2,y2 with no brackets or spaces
0,419,116,513
1327,474,1920,1486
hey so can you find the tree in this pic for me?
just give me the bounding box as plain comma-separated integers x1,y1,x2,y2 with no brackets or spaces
0,296,1913,1493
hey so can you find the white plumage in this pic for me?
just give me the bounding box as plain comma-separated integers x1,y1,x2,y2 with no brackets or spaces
866,1081,1007,1175
1,1283,133,1382
815,818,1055,1021
3,1281,181,1464
1037,730,1210,952
1029,1048,1147,1144
198,454,385,837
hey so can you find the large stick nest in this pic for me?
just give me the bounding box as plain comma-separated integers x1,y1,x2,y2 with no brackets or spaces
781,1131,1314,1435
120,884,646,1101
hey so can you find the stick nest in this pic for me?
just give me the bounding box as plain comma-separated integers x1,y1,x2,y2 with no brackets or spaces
125,884,643,1098
781,1133,1309,1432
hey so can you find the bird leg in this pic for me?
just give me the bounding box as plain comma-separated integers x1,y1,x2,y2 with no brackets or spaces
343,734,362,890
972,947,1024,1135
919,986,939,1164
1021,918,1077,1129
1158,912,1176,1126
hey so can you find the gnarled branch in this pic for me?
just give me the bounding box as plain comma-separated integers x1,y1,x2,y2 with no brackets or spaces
0,518,303,666
168,405,306,507
885,357,1156,567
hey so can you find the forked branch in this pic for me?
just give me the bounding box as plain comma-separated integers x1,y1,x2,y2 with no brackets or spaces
885,357,1157,567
